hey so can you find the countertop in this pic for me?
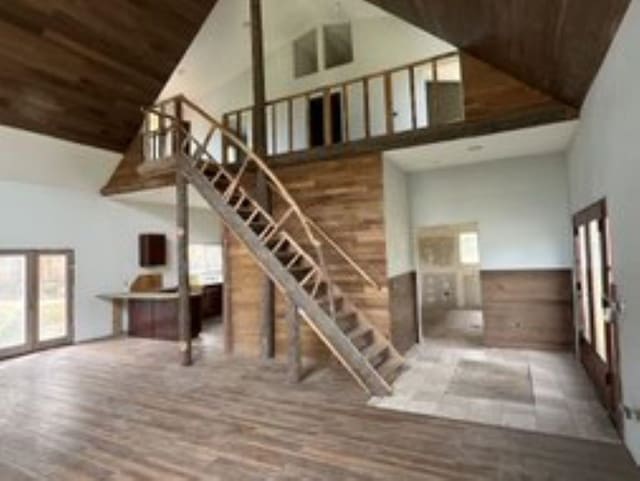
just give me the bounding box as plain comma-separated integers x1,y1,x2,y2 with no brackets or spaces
98,289,203,301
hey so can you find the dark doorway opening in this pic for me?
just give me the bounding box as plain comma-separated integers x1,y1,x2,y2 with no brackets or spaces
308,92,343,148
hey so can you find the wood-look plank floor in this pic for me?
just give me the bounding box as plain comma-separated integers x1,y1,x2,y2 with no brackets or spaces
0,338,638,481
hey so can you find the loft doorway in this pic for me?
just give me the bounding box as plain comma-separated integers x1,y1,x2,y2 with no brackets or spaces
416,223,482,345
308,92,343,148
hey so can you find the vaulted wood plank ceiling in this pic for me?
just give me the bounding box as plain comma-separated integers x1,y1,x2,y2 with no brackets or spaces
0,0,217,151
365,0,631,108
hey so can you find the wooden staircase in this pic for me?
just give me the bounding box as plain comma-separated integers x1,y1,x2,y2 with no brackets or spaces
140,95,404,396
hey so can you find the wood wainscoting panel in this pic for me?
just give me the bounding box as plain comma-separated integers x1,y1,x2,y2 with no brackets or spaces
227,154,390,361
481,269,574,350
389,270,418,354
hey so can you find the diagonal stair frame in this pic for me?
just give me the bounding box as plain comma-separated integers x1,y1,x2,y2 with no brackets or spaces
141,95,405,396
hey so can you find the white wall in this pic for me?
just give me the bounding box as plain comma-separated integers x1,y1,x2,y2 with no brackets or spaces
383,161,414,278
407,154,573,270
566,0,640,463
160,0,454,159
0,127,221,342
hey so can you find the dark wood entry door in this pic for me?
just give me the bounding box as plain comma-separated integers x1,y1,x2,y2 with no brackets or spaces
573,199,622,430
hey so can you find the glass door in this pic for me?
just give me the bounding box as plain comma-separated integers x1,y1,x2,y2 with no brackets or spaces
573,200,621,429
0,254,29,357
37,253,72,347
0,250,73,360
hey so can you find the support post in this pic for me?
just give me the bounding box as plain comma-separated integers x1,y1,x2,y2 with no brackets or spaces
286,300,302,383
250,0,275,359
223,227,233,355
176,163,192,366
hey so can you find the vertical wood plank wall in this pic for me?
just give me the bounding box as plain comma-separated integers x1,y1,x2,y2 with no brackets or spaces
228,154,390,360
481,269,574,350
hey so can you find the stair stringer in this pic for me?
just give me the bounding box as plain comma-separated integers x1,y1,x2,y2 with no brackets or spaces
181,157,392,396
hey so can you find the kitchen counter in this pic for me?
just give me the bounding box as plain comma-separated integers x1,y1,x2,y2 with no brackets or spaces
98,289,204,340
98,290,203,301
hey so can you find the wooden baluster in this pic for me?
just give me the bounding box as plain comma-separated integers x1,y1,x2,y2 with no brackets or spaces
271,104,277,155
363,79,371,139
306,93,312,149
431,61,439,126
224,158,249,201
174,98,185,159
384,72,394,135
286,300,302,383
343,84,350,143
262,207,294,244
159,102,167,159
222,114,229,165
142,113,149,162
288,99,293,153
323,89,332,146
286,253,302,269
409,65,417,130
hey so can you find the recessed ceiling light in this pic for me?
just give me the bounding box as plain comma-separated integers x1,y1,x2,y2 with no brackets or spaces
467,145,484,152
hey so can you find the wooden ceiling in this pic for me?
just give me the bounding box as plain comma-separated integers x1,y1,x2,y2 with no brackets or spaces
366,0,631,108
0,1,217,151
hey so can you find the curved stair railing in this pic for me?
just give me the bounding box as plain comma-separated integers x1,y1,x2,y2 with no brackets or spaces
140,95,404,395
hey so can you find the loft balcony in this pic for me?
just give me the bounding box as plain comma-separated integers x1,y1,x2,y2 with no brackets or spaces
102,51,576,196
221,51,576,166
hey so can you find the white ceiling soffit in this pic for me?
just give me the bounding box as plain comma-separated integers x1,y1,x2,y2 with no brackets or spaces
385,120,579,172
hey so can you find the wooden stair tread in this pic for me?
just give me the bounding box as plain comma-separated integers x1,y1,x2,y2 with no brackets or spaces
378,357,404,385
348,325,373,342
362,342,388,363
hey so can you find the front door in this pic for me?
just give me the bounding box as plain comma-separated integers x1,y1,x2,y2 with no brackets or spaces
573,200,622,429
0,250,74,359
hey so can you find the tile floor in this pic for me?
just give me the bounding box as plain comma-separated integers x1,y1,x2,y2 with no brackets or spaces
370,311,620,443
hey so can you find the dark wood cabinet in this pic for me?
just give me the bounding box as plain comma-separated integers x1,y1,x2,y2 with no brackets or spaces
128,295,202,341
201,283,223,318
139,234,167,267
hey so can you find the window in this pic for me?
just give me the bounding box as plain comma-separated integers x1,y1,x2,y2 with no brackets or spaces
294,29,319,78
189,244,223,285
324,23,353,69
459,232,479,265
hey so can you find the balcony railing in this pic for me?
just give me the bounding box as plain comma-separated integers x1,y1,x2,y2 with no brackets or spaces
223,51,463,161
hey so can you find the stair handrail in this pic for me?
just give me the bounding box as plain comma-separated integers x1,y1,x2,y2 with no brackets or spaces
143,95,338,318
302,215,382,291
